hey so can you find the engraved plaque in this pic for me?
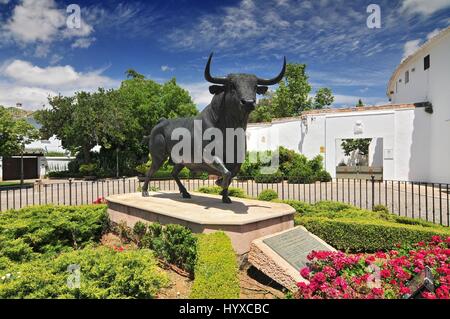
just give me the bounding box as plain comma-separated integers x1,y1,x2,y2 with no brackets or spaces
263,227,333,270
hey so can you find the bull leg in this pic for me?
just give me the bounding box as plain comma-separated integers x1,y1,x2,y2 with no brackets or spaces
142,160,164,197
172,164,191,199
205,157,232,204
142,134,166,197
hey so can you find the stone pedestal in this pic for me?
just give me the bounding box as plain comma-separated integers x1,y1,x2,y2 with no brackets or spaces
106,191,295,255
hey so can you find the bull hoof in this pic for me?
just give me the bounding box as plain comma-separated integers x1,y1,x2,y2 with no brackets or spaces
182,192,191,199
142,191,149,197
222,196,232,204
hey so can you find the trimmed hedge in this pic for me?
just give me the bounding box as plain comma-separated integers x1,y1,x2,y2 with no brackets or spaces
254,170,284,183
197,186,246,198
190,232,239,299
297,216,450,253
140,223,197,274
0,205,109,262
257,189,278,201
0,247,169,299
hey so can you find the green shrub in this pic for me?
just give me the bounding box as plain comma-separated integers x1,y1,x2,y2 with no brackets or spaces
133,221,147,246
79,163,97,175
313,201,355,213
237,151,264,179
257,189,278,201
0,205,109,261
141,223,197,274
296,216,450,253
373,204,389,213
278,199,318,215
47,171,81,179
254,170,284,183
287,163,315,184
308,155,324,172
315,170,332,182
278,147,308,176
197,186,246,198
135,163,150,175
0,247,169,299
190,232,239,299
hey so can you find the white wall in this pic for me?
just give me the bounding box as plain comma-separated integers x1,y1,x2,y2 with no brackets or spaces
247,107,429,181
390,30,450,183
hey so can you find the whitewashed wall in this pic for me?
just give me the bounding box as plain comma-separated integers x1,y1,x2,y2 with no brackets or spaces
389,29,450,183
247,107,432,181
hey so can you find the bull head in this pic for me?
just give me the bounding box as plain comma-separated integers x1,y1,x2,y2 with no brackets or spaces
205,53,286,111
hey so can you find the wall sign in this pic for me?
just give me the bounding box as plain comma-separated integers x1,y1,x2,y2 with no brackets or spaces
384,149,394,160
354,121,364,135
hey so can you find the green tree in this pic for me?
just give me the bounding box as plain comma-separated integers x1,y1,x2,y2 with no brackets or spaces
0,106,40,157
35,73,198,175
249,93,274,123
314,88,334,109
125,69,145,80
356,99,364,107
272,63,312,117
341,138,372,156
250,63,334,122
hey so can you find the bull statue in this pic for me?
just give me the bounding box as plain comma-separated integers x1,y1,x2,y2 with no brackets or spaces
142,53,286,203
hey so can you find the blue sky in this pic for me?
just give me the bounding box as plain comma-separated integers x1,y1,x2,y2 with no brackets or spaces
0,0,449,110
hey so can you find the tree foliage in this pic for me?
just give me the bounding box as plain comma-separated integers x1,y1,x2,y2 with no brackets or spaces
250,63,334,122
34,74,198,175
341,138,372,156
0,106,39,157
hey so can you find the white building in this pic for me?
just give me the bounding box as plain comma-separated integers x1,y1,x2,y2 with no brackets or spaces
0,115,73,181
247,27,450,183
387,26,450,183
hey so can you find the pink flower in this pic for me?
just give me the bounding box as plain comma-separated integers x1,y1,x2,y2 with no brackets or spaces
399,287,411,295
300,267,311,278
380,269,391,279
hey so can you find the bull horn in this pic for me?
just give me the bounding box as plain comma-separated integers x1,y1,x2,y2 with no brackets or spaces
257,56,286,85
204,53,228,85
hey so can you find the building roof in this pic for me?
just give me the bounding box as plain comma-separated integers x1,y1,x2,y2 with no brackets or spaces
247,103,416,126
387,26,450,98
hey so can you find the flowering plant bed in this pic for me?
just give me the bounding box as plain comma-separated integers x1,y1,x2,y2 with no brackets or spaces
296,236,450,299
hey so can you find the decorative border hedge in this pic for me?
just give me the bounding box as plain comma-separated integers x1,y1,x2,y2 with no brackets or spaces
190,232,239,299
297,216,450,252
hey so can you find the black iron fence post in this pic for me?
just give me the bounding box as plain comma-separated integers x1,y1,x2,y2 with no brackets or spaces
371,175,375,210
69,179,72,206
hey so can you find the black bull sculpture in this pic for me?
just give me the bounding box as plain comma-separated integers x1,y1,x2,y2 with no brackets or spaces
142,53,286,203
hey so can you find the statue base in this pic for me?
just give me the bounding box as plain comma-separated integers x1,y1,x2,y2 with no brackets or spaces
106,192,295,254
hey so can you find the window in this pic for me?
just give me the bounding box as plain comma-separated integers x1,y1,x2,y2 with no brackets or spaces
405,70,409,84
424,55,430,70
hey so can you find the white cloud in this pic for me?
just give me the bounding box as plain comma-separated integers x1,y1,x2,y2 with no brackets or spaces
0,84,56,108
402,39,421,61
0,60,118,109
180,82,212,109
2,0,93,44
4,0,66,43
427,28,441,40
400,0,450,16
71,37,95,49
161,65,175,72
